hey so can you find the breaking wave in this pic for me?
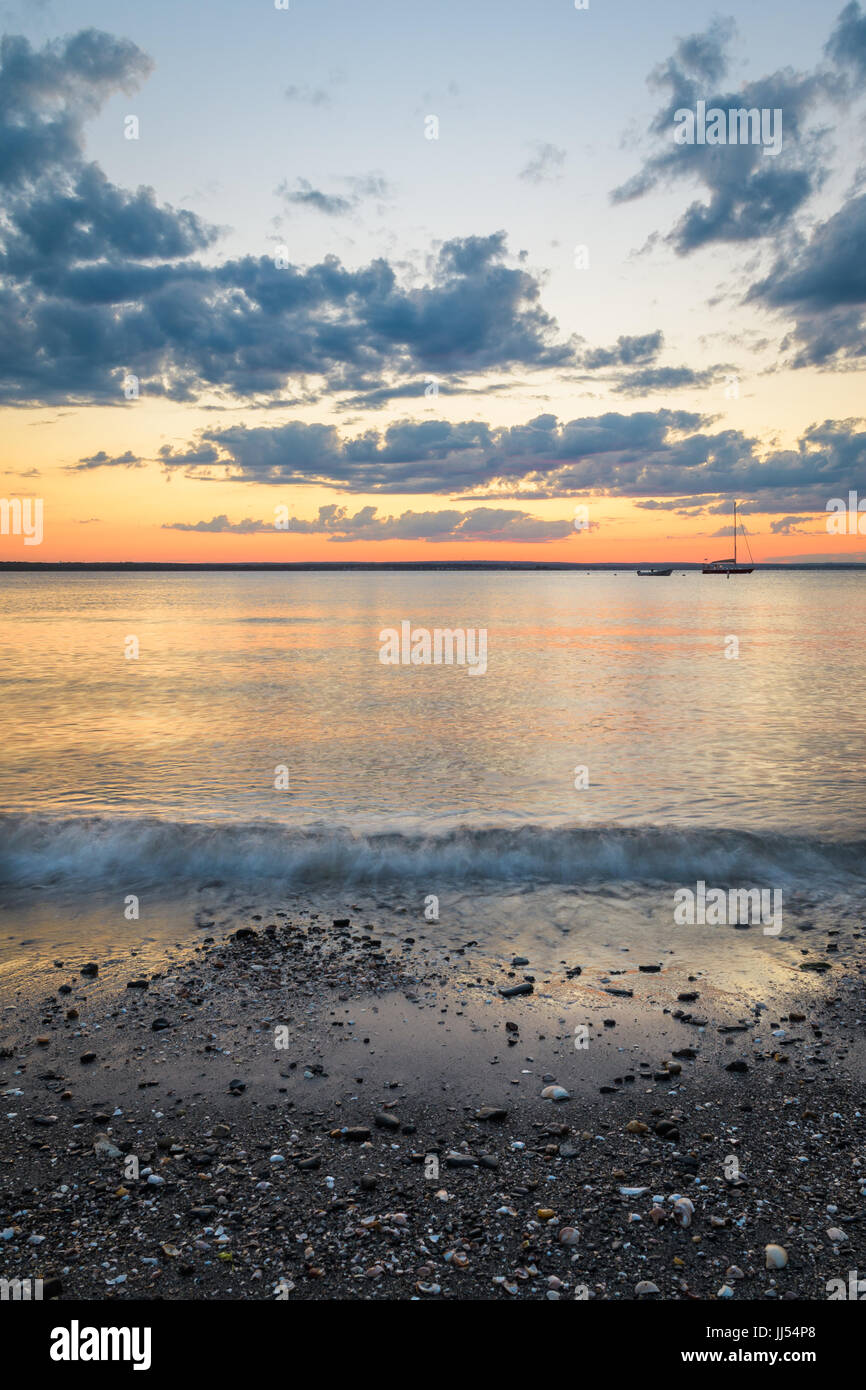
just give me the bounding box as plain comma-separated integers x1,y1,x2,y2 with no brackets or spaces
0,814,863,892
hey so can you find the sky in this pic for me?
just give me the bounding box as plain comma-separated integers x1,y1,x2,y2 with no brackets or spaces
1,0,866,563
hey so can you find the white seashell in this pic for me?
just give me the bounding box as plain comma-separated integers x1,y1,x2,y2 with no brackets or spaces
765,1243,788,1268
559,1226,580,1245
619,1186,648,1197
635,1280,660,1295
718,1284,734,1298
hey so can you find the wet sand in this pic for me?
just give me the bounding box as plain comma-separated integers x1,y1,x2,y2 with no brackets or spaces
1,906,864,1301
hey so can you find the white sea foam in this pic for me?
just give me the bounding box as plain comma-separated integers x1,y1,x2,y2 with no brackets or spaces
0,814,862,891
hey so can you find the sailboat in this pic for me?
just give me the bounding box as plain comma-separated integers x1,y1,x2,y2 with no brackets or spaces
702,500,753,575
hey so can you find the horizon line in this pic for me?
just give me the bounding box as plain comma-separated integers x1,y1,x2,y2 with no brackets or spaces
3,561,866,573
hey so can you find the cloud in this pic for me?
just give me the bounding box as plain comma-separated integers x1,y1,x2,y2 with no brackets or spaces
277,178,354,216
0,29,153,190
0,32,574,405
519,142,566,184
158,444,223,467
582,331,664,369
277,173,392,217
611,18,834,253
825,1,866,81
774,550,866,563
68,449,142,470
770,515,813,533
149,408,866,504
611,364,723,394
284,84,331,106
163,505,574,543
746,193,866,365
164,514,272,534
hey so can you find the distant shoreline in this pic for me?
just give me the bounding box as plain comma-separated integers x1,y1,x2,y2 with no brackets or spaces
2,561,866,573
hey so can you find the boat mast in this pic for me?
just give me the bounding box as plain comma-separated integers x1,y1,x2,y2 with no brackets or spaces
733,499,737,563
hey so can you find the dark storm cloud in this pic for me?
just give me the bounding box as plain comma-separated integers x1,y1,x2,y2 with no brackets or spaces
150,409,866,505
0,32,575,406
611,18,835,253
163,504,573,543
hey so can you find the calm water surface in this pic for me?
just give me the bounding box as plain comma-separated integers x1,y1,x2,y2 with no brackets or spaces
1,570,863,980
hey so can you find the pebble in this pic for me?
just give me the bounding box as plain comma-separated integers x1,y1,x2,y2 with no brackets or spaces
541,1085,570,1102
764,1244,788,1268
672,1197,694,1228
374,1111,401,1130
